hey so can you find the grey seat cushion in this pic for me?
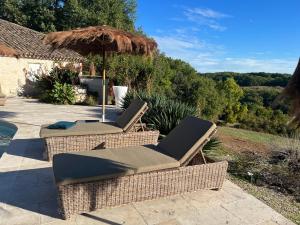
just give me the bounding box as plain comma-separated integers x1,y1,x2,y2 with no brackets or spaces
115,99,147,131
157,116,216,165
53,145,180,186
40,122,123,138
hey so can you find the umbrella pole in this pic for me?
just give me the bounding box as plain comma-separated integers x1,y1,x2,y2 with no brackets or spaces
102,50,106,122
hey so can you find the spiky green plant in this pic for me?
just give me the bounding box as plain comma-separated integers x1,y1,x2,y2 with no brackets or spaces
123,91,198,135
203,137,221,153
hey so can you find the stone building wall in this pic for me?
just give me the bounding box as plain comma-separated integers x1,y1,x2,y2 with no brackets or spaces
0,56,76,96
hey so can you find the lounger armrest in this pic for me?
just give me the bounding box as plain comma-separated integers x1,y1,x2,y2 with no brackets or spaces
129,123,147,132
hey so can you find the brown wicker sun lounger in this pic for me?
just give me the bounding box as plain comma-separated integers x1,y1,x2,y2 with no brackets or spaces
52,116,228,219
40,99,159,161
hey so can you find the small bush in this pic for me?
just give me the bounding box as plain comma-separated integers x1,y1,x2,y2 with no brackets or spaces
228,152,268,181
35,67,79,104
271,133,300,174
41,82,75,105
122,91,198,135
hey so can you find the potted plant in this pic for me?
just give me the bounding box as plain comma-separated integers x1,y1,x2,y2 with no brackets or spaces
109,71,129,107
112,78,128,108
113,86,128,108
0,85,6,106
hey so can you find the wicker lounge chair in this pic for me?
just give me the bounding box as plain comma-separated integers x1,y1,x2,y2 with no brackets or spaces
52,116,228,219
40,99,159,161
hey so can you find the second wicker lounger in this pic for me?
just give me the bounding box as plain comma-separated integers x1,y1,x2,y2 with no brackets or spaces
40,99,159,161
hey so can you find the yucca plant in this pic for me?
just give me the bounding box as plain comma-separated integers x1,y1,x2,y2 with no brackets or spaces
203,137,221,153
123,91,198,135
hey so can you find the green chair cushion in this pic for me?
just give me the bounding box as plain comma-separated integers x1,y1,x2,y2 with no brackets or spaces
157,117,216,165
115,99,147,131
40,122,123,138
53,145,180,186
47,121,76,129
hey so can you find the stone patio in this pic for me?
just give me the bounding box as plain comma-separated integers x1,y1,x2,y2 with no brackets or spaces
0,98,296,225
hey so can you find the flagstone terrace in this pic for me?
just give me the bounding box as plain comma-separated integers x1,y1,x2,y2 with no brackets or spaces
0,98,295,225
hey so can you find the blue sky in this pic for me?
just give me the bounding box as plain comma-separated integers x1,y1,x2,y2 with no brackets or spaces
136,0,300,73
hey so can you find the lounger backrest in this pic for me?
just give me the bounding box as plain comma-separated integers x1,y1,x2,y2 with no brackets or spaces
115,99,147,131
157,116,216,166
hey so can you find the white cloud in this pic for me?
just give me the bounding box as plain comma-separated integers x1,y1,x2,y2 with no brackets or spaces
185,8,230,19
153,34,224,70
153,36,204,51
208,24,227,31
153,35,297,73
183,7,231,31
217,58,297,73
151,6,296,74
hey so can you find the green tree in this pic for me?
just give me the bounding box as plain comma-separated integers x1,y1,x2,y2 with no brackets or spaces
219,78,247,123
57,0,137,31
0,0,137,32
0,0,27,25
108,54,154,90
194,76,225,120
0,0,56,32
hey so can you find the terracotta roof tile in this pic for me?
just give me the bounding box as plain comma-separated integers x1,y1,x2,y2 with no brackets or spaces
0,19,83,61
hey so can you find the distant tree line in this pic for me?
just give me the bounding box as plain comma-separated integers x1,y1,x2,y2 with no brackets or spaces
82,53,294,135
201,72,291,87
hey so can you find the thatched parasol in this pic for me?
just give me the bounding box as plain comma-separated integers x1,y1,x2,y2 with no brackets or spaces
44,25,157,121
0,43,18,57
281,58,300,126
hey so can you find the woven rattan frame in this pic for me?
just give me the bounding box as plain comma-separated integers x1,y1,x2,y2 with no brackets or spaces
44,129,159,161
56,156,228,219
43,106,158,161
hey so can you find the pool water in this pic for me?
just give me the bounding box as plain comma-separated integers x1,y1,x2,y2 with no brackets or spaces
0,121,17,158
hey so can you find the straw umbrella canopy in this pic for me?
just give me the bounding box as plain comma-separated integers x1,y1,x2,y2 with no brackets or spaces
43,25,157,121
281,58,300,126
0,43,18,57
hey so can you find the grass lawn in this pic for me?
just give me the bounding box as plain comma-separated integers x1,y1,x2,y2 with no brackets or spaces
218,126,288,144
210,126,300,225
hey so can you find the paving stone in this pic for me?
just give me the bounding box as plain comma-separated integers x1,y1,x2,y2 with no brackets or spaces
155,219,182,225
0,214,40,225
133,195,205,225
75,204,147,225
221,197,282,225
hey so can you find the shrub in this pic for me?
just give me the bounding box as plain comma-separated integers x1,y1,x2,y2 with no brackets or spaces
41,82,75,105
238,107,292,135
35,67,79,104
171,74,225,121
271,133,300,174
36,67,79,90
228,152,267,181
122,91,198,135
